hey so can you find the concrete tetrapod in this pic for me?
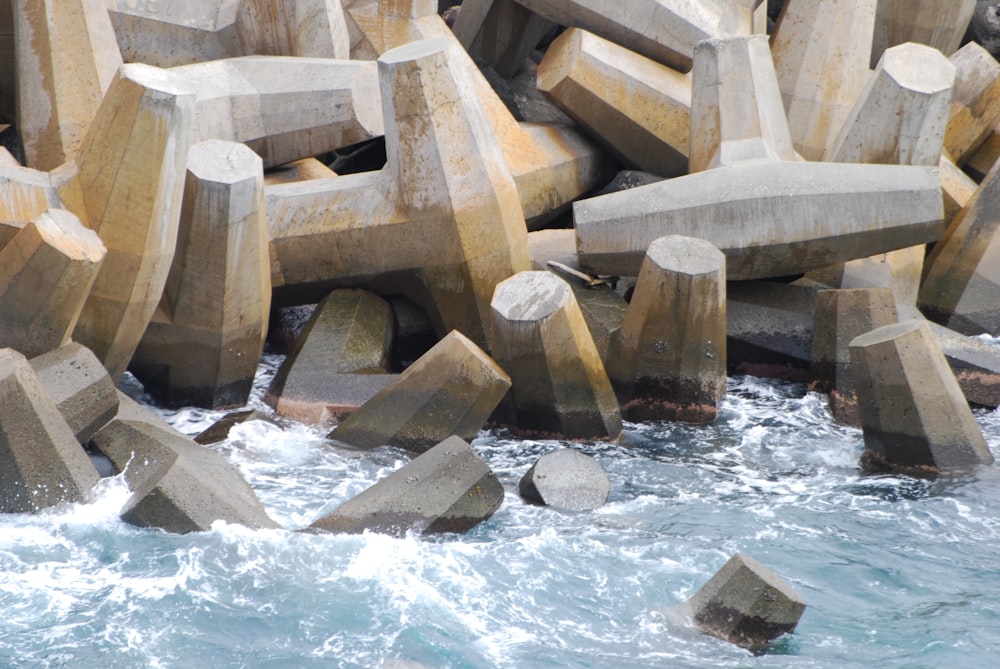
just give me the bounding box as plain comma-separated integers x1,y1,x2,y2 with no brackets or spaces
453,0,554,79
850,319,994,477
943,42,1000,166
518,448,610,511
870,0,974,67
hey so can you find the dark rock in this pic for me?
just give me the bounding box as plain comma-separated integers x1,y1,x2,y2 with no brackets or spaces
966,2,1000,59
193,409,279,445
519,448,610,511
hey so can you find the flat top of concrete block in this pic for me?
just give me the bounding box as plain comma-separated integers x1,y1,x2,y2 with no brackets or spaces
120,63,192,97
647,235,724,274
882,43,955,94
378,37,452,64
492,271,570,322
849,318,928,348
187,140,262,183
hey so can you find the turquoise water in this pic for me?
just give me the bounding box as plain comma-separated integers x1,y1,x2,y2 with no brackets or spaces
2,356,999,668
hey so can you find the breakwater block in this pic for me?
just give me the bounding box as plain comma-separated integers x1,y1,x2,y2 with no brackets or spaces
329,330,511,453
518,448,610,511
690,553,806,652
309,435,503,536
944,42,1000,165
453,0,555,79
870,0,973,68
489,271,622,440
727,281,817,383
194,409,279,446
607,235,726,423
850,319,994,476
0,348,99,513
30,342,118,445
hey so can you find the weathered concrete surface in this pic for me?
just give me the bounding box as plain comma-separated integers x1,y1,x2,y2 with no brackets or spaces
850,319,994,476
607,236,726,423
919,159,1000,336
928,320,1000,409
489,271,622,440
870,0,974,67
267,38,530,347
263,158,337,186
129,140,270,410
574,161,944,280
805,244,924,321
537,27,690,177
518,448,610,511
0,209,104,358
329,330,511,453
71,64,195,382
90,418,280,533
309,435,503,536
29,343,118,446
172,56,383,169
689,553,806,652
0,348,99,513
771,0,876,161
963,121,1000,182
343,0,440,59
943,42,1000,166
690,34,795,173
939,154,978,228
0,158,82,247
455,0,554,78
13,0,121,170
811,288,898,426
265,289,395,424
107,0,350,67
728,280,818,382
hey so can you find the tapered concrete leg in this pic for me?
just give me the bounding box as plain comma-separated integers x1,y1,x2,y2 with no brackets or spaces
0,209,105,358
870,0,974,67
72,64,194,382
728,280,818,382
689,34,795,172
944,42,1000,166
130,140,270,409
13,0,121,170
29,343,118,445
811,288,898,426
607,236,726,423
771,0,877,161
489,271,622,440
850,319,993,476
536,27,690,176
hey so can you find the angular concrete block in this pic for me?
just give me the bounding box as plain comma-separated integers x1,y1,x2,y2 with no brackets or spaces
607,236,726,423
728,280,818,382
929,320,1000,410
690,553,806,651
193,409,279,445
129,140,270,410
870,0,974,67
940,154,978,228
71,64,195,382
265,289,395,424
518,448,610,511
263,158,337,186
489,271,622,440
771,0,876,161
30,343,118,446
13,0,121,170
806,244,925,318
90,418,280,533
0,348,99,513
811,288,898,426
309,435,503,536
850,319,994,476
536,27,690,177
343,0,440,59
0,160,82,247
329,330,511,453
0,209,105,358
574,161,944,279
690,34,794,173
456,0,554,78
944,42,1000,165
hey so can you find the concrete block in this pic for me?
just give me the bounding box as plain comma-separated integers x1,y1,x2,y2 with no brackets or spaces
13,0,121,170
128,140,270,409
607,236,726,423
690,34,795,173
0,348,99,513
265,289,395,424
193,409,279,445
263,158,337,186
689,553,806,651
0,0,13,123
850,319,994,475
919,159,1000,336
944,42,1000,166
71,64,195,382
489,271,622,440
928,321,1000,409
728,280,817,382
329,330,511,453
90,418,280,532
309,435,503,536
806,244,925,317
455,0,554,79
518,448,610,511
29,343,118,445
343,0,440,59
940,154,978,228
574,161,944,279
0,209,104,358
536,27,691,177
870,0,974,67
810,288,898,426
962,122,1000,182
770,0,876,161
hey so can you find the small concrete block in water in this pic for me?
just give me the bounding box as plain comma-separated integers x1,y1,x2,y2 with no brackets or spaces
309,435,503,536
944,42,1000,165
518,448,610,511
850,319,994,476
607,236,726,423
193,409,279,446
689,553,806,651
0,348,99,513
489,271,622,440
329,330,511,453
29,342,119,445
0,209,105,358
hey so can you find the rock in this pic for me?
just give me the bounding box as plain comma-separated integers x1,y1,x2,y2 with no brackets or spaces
518,448,610,511
965,1,1000,59
193,410,279,446
309,435,503,536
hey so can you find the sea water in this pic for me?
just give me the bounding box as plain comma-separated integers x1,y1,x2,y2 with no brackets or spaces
2,354,999,669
